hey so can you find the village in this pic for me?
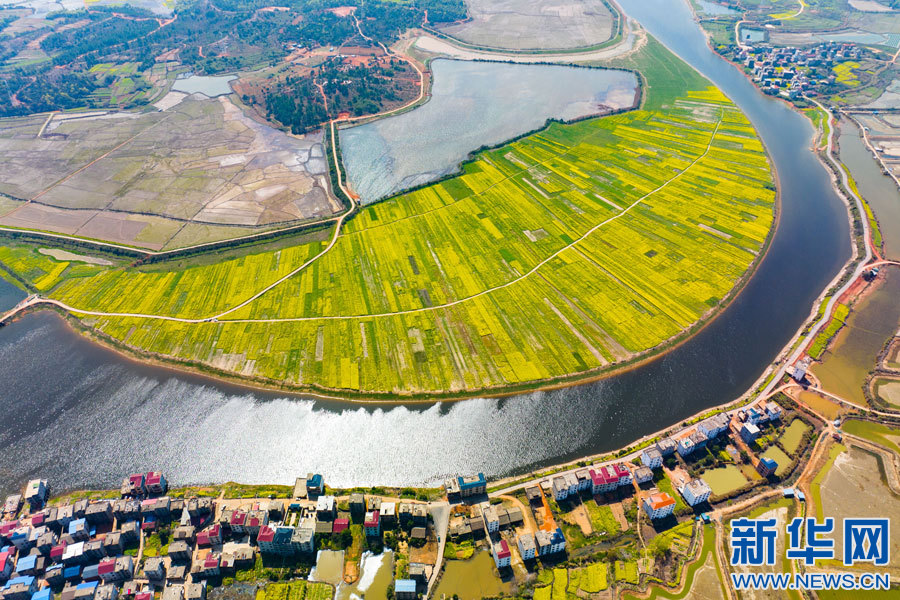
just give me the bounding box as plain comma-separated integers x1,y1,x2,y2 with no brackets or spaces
729,41,866,101
0,389,835,599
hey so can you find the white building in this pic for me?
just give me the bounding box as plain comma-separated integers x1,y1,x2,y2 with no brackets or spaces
680,479,712,507
641,448,663,469
492,539,511,568
551,476,568,501
517,533,536,561
482,504,499,533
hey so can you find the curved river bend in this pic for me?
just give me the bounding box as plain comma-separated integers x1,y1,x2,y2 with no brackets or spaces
0,0,849,495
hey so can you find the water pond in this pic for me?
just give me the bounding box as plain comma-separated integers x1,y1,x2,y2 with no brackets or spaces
700,465,748,496
339,59,638,203
696,0,739,15
336,551,393,600
172,74,237,97
432,551,510,600
778,420,811,455
839,123,900,261
309,550,344,586
740,27,767,43
761,446,792,476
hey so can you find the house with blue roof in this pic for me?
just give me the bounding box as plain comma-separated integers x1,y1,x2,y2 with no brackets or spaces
32,588,53,600
306,474,324,497
394,579,417,600
14,554,37,576
757,457,778,477
68,520,88,542
3,576,37,600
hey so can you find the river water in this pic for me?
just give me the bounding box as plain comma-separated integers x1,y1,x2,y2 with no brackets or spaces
0,0,851,495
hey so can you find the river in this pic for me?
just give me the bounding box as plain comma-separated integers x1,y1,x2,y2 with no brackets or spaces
0,0,850,496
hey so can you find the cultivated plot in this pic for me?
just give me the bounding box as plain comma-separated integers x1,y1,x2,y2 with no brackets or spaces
0,95,337,249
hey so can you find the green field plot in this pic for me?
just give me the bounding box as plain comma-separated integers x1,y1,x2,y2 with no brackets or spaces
567,563,609,593
0,40,776,397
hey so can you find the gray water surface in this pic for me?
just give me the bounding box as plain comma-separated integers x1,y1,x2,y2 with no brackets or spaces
339,59,638,203
171,75,237,97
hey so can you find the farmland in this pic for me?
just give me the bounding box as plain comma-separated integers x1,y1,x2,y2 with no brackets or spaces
0,40,776,398
0,95,337,250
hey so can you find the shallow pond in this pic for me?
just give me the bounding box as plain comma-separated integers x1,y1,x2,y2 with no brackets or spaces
336,551,392,600
172,74,237,97
339,59,638,203
813,269,900,406
778,420,810,455
760,446,792,476
432,551,509,600
700,465,748,496
739,27,767,43
309,550,344,586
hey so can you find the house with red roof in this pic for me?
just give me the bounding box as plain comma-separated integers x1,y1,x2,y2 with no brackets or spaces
144,473,167,496
0,549,14,581
613,464,632,486
364,511,380,537
121,474,146,498
332,518,349,534
491,539,511,568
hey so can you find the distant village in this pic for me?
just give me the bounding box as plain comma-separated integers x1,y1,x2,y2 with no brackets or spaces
0,391,826,600
729,41,865,101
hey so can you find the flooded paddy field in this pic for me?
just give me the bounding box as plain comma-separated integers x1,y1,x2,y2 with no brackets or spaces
813,269,900,407
436,0,616,50
839,121,900,260
819,447,900,572
339,59,637,203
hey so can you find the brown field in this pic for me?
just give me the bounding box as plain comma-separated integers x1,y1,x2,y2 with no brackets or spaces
0,95,338,248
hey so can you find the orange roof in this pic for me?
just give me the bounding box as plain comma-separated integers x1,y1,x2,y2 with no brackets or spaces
648,493,676,509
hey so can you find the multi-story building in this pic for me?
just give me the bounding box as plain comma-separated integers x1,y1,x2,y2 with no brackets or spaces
257,526,295,556
641,448,663,469
551,477,568,501
642,493,676,520
145,472,167,496
481,505,499,533
517,533,536,560
364,511,381,537
291,522,315,554
633,466,654,485
492,540,511,568
394,579,417,600
681,479,712,507
444,473,487,498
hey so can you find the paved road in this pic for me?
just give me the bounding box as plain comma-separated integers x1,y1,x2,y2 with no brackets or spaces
426,501,450,599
